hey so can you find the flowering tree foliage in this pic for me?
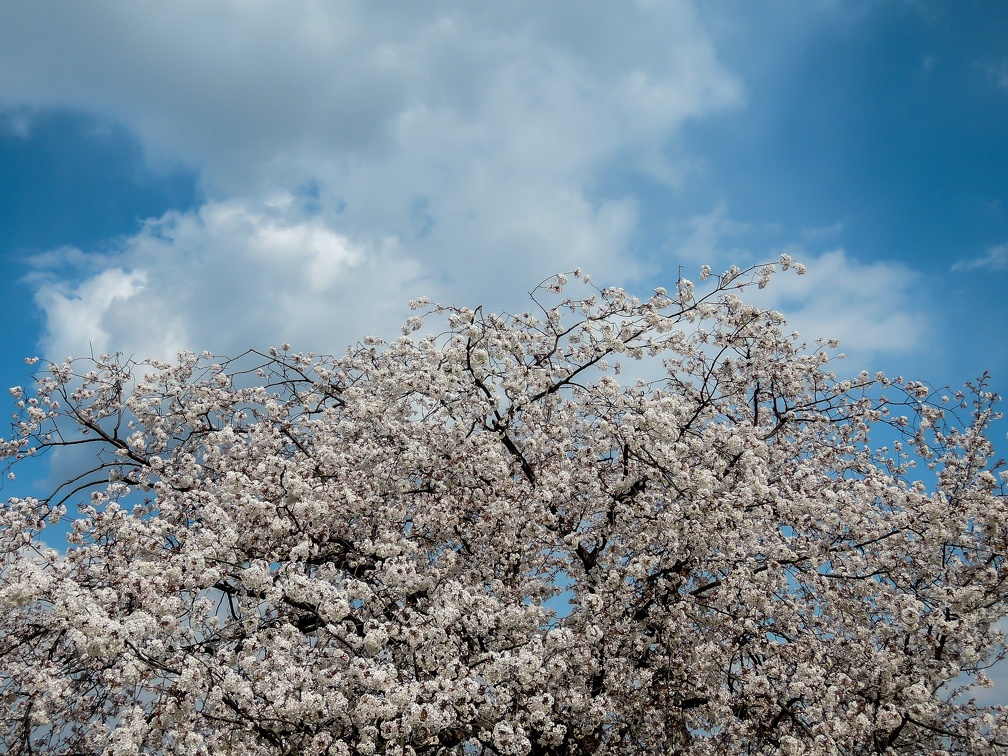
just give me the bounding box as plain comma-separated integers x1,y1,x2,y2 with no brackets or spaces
1,262,1007,755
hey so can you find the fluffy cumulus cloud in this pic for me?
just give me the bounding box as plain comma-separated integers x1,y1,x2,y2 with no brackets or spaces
0,0,747,360
950,243,1008,274
28,197,422,360
0,1,936,369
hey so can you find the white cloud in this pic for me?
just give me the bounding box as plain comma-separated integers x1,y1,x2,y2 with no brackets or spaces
0,1,741,193
35,267,148,360
664,203,757,266
657,204,927,364
0,2,936,372
749,248,927,361
0,1,748,359
800,221,845,243
29,198,421,360
951,244,1008,273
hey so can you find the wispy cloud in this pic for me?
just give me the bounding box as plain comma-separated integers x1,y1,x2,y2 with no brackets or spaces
751,249,927,357
659,204,927,365
993,58,1008,91
951,244,1008,273
800,221,845,243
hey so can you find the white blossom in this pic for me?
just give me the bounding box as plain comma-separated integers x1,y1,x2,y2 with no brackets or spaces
0,262,1004,754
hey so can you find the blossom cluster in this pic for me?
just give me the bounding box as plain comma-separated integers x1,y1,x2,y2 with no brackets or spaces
1,262,1006,754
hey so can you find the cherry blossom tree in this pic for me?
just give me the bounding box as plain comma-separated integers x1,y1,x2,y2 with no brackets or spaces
2,261,1006,755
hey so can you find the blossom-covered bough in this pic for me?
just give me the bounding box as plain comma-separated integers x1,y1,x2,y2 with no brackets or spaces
1,261,1006,754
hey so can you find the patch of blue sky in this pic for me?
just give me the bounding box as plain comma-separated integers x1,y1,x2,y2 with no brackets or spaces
0,120,193,383
674,3,1008,387
0,110,199,453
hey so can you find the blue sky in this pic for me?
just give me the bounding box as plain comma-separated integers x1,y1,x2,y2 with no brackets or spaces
0,0,1007,705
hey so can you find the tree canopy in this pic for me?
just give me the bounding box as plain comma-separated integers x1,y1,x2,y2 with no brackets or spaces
2,262,1006,755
